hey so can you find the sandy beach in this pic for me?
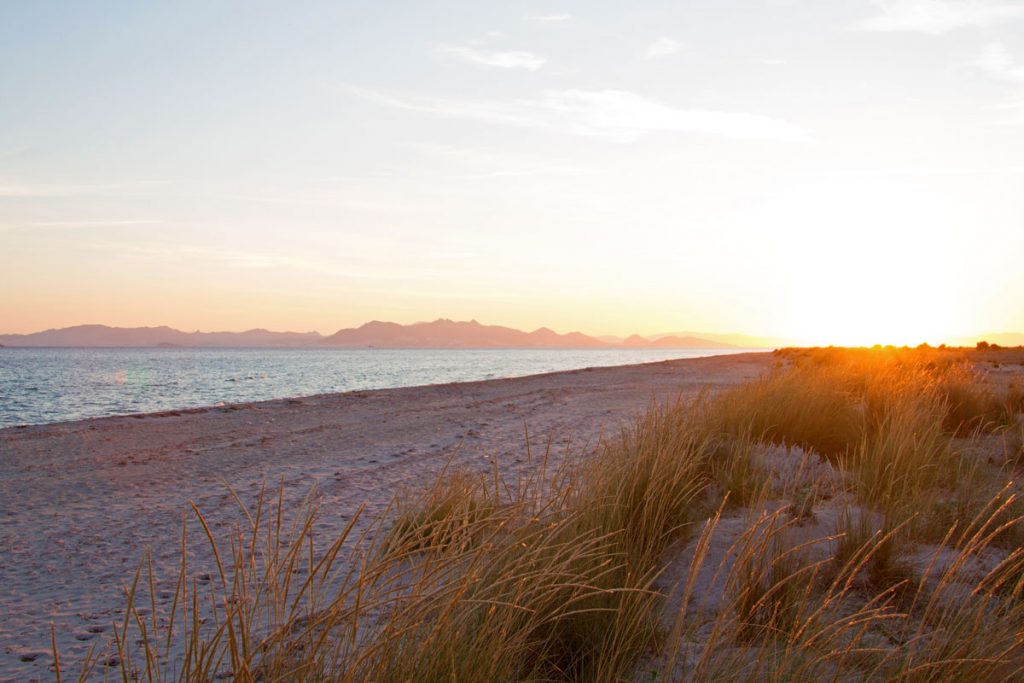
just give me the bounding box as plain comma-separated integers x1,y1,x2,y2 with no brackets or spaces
0,352,771,681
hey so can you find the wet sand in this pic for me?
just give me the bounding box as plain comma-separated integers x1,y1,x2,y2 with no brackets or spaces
0,352,772,681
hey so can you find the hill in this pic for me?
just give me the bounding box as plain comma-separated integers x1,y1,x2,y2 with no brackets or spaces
321,319,608,348
0,320,746,349
0,325,324,348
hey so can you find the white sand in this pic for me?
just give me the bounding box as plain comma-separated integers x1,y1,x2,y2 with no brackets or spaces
0,352,772,681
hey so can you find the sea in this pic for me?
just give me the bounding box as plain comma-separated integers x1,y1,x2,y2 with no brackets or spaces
0,347,759,428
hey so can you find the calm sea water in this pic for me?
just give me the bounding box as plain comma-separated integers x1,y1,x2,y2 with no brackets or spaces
0,347,757,428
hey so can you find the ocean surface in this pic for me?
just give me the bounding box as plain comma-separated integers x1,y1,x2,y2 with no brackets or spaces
0,347,759,428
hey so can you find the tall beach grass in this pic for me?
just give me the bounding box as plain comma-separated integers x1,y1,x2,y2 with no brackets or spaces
64,346,1024,681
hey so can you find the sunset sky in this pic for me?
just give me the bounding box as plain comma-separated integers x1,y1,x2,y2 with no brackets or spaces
2,1,1023,345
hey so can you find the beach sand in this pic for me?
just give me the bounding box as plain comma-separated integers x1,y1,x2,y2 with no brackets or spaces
0,352,772,681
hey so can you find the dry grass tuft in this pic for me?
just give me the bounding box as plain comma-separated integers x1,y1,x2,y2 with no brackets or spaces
67,346,1024,681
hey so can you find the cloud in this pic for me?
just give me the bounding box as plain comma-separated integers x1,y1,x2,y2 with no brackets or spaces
0,219,160,233
94,240,470,284
972,42,1024,82
437,45,546,70
857,0,1024,34
412,143,594,178
100,242,355,276
0,180,168,198
347,86,809,143
526,13,571,23
992,99,1024,125
643,37,680,59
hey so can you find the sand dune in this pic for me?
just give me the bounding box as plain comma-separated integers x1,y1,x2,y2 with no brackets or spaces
0,352,772,681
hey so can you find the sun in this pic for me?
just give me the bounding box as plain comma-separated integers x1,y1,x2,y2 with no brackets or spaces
747,177,974,347
778,259,972,347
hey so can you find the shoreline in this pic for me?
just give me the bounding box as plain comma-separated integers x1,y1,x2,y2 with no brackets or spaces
1,350,766,433
0,352,772,681
0,347,766,430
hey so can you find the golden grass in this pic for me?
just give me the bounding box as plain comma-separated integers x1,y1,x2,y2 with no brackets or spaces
64,346,1024,681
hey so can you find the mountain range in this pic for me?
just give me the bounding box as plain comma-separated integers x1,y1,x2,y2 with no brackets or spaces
599,330,794,349
0,320,748,349
4,321,1019,349
0,325,322,348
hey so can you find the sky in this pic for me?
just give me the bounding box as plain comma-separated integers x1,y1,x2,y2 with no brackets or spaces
2,0,1023,345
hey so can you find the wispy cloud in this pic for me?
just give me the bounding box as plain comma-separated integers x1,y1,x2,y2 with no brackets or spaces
643,37,680,59
0,219,160,233
526,12,571,23
972,42,1024,82
857,0,1024,35
437,44,546,70
0,180,169,198
347,86,809,143
992,99,1024,125
98,242,355,276
412,143,594,178
837,163,1024,177
751,57,790,66
0,147,31,161
1,184,42,197
93,240,473,283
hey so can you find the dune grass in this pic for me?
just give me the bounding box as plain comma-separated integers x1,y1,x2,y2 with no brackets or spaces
66,346,1024,681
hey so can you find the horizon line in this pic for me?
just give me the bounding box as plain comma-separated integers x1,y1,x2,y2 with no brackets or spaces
0,318,1020,349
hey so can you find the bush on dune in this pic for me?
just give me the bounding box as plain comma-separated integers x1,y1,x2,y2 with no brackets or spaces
74,346,1024,682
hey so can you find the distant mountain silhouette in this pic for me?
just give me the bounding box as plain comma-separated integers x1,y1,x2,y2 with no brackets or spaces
321,319,612,348
650,330,793,348
0,320,744,349
0,324,323,348
601,331,785,348
617,333,734,349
